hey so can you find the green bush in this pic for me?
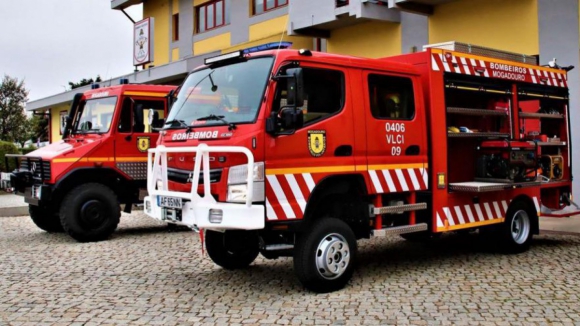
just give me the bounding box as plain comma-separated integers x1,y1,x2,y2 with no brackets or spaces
21,145,37,155
0,141,20,172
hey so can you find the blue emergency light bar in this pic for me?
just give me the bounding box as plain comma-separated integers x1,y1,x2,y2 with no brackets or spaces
204,42,293,66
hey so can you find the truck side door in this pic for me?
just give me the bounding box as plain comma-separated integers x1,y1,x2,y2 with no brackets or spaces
114,96,167,182
363,72,428,195
264,64,355,221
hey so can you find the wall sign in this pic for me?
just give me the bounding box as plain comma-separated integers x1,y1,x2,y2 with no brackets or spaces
133,18,155,66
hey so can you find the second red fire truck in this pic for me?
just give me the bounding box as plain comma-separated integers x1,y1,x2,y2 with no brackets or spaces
144,42,576,292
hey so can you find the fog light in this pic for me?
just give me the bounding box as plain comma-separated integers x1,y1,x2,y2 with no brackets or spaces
209,209,223,224
145,200,151,213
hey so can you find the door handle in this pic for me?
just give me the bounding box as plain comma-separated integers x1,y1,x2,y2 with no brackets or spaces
334,145,352,157
405,145,420,155
125,135,132,141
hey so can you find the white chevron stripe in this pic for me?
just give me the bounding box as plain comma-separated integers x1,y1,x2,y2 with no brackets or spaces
266,199,277,220
395,169,409,191
464,205,476,223
501,200,508,213
470,58,477,67
285,174,306,213
454,206,466,224
266,175,295,219
493,201,502,218
382,170,397,192
441,54,451,72
460,57,471,75
432,54,440,71
483,202,493,220
444,207,455,226
436,212,444,227
368,170,383,193
407,168,420,190
302,173,315,192
474,203,484,222
420,168,428,189
479,60,489,77
533,197,540,213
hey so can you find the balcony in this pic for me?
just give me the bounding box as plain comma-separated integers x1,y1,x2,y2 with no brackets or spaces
111,0,143,10
391,0,458,15
289,0,400,38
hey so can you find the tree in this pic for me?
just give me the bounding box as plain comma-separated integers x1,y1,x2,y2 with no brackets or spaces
12,117,34,148
68,75,102,90
0,75,28,143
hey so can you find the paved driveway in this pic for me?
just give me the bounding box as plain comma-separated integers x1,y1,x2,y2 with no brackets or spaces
1,213,580,325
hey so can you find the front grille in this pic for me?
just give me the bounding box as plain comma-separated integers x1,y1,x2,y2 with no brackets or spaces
167,167,222,184
20,159,50,181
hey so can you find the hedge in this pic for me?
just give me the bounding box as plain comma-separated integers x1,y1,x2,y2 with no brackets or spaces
21,146,37,155
0,141,20,172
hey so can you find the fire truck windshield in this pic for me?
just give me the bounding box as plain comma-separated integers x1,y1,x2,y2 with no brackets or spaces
73,96,117,134
166,57,274,128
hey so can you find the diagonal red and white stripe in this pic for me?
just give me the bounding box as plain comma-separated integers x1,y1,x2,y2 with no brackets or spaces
367,168,428,194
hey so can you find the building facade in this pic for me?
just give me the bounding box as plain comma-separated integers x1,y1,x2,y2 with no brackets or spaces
27,0,580,193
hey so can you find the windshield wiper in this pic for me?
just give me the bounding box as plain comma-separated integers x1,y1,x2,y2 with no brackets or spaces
165,119,187,127
196,115,237,131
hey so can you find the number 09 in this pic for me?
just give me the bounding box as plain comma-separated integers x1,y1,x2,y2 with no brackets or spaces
391,146,402,156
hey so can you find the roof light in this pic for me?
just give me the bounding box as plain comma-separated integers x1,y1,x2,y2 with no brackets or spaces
243,42,292,54
204,51,244,65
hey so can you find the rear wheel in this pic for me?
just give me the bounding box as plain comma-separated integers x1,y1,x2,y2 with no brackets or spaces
497,201,534,253
29,205,63,233
60,183,120,242
205,230,259,269
294,217,357,293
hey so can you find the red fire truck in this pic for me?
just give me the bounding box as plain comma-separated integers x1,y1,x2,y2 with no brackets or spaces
9,83,176,242
144,42,576,292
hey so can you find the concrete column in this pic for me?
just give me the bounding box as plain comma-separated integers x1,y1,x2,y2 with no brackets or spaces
538,0,580,196
401,11,428,53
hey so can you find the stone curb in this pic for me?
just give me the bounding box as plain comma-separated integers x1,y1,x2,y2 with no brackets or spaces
0,206,28,217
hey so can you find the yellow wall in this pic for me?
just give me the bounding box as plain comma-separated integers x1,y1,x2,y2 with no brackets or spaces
172,48,179,61
327,21,401,58
249,15,289,40
50,105,69,143
172,0,179,14
193,0,211,6
193,33,231,55
144,0,170,66
429,0,539,55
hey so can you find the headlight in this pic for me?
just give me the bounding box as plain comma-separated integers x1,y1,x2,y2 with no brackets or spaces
228,162,264,185
227,182,265,203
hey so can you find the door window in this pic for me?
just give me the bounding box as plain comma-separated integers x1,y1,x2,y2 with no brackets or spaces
368,74,415,120
117,98,165,133
273,67,344,125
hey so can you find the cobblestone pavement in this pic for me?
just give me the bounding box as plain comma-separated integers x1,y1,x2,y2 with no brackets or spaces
2,213,580,326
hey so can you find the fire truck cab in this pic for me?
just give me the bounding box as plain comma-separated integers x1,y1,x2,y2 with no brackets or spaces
9,84,176,242
145,43,576,292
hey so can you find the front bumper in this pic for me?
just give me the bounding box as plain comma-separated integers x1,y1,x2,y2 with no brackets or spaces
145,144,265,230
144,195,265,229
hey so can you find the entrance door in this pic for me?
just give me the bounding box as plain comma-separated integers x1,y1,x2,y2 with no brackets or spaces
363,72,428,195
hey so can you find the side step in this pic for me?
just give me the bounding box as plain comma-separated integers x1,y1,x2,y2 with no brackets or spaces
371,223,428,237
371,202,427,216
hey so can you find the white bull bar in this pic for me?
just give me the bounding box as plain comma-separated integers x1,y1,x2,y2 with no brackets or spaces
144,144,265,230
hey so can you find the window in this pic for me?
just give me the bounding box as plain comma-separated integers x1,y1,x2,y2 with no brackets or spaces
368,74,415,120
253,0,287,15
118,98,165,133
172,13,179,41
197,0,228,33
273,67,344,125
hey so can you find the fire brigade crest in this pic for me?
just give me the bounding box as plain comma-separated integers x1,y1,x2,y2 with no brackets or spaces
137,137,150,152
308,130,326,157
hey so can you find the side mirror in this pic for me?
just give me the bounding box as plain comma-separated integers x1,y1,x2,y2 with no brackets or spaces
148,108,155,126
286,68,304,107
167,89,176,112
280,107,304,130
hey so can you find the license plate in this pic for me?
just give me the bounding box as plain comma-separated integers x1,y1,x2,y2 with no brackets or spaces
158,196,182,209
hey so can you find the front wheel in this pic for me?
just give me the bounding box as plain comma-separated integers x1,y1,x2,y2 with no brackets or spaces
60,183,120,242
294,218,357,293
29,205,63,233
205,230,259,270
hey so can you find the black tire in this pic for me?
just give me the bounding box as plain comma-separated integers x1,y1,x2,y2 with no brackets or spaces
60,183,120,242
205,230,259,269
497,201,535,253
29,205,63,233
294,217,357,293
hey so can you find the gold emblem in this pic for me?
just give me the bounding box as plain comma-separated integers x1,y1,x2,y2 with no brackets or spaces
308,130,326,157
137,137,150,152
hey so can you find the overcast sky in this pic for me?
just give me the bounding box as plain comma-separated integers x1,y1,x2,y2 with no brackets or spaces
0,1,143,102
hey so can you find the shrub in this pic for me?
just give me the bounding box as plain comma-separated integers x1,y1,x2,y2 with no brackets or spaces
21,145,37,155
0,141,20,172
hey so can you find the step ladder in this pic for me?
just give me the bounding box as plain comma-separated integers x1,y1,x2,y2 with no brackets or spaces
370,192,428,237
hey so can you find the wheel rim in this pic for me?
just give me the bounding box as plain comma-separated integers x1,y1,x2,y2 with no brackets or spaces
315,233,350,280
511,209,531,244
80,199,107,229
